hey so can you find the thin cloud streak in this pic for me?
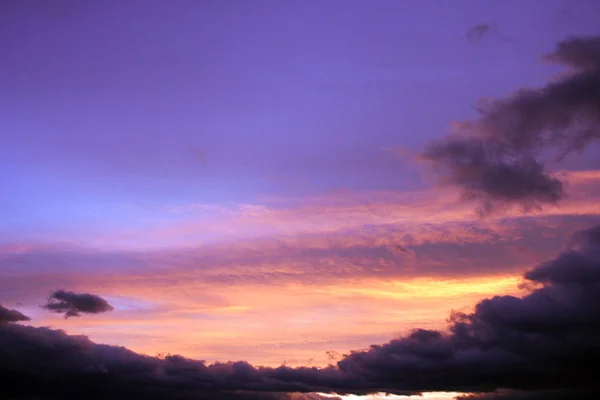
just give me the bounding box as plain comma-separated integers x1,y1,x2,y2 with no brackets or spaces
107,170,600,250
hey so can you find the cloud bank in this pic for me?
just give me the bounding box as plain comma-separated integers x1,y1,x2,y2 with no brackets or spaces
456,389,593,400
423,36,600,214
2,223,599,399
42,290,114,318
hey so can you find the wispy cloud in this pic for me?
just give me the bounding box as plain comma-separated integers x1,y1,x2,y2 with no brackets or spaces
2,168,600,365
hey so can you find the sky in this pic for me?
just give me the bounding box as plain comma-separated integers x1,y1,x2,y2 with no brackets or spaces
2,1,600,400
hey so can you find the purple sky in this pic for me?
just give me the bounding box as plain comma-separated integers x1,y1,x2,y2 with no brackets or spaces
3,2,600,399
3,0,599,241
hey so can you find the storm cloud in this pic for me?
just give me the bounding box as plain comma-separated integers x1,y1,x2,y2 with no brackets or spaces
0,304,30,323
2,223,600,399
423,36,600,214
42,290,114,318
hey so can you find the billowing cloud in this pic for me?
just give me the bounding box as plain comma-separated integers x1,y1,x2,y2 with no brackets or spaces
2,224,599,398
0,321,404,399
334,224,600,393
423,36,600,214
0,304,30,323
42,290,114,318
423,138,564,214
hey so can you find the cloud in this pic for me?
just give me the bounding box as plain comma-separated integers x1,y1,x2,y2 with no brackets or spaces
465,23,514,45
456,389,593,399
42,290,114,318
0,322,398,399
424,138,564,214
2,223,600,398
334,223,600,393
423,36,600,214
0,304,30,323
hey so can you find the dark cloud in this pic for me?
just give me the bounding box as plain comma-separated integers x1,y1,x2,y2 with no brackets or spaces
466,23,514,45
456,389,594,400
334,223,600,393
42,290,114,318
423,138,564,214
0,304,30,323
3,224,600,398
0,321,388,399
423,36,600,214
466,24,491,44
394,244,412,254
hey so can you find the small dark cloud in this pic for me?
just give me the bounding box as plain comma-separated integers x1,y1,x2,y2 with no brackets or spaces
42,290,114,318
395,244,409,253
466,23,514,45
466,24,491,44
0,304,30,323
423,35,600,214
393,244,414,256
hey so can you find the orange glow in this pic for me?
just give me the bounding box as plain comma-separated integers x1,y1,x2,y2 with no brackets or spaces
31,273,524,366
6,170,600,367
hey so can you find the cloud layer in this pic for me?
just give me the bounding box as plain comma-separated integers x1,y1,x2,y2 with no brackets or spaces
2,223,599,399
42,290,114,318
423,36,600,214
335,224,600,394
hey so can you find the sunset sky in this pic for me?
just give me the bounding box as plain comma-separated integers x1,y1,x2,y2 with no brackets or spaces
2,1,600,400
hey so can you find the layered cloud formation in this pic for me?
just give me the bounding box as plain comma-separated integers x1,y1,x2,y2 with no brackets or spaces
423,36,600,214
2,223,599,399
2,23,600,400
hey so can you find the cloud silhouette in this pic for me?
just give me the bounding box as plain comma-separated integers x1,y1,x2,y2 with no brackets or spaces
456,389,593,399
42,290,114,318
2,224,599,399
466,24,496,45
466,23,515,45
0,321,391,399
335,224,600,394
423,138,564,214
423,36,600,214
0,304,30,323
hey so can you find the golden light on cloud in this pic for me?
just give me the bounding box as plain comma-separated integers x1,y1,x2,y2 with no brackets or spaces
316,276,521,300
4,169,599,370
